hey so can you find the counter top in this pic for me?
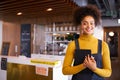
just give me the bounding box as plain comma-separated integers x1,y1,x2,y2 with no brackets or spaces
0,54,64,68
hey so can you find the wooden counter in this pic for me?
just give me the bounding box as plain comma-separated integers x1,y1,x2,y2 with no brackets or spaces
0,55,68,80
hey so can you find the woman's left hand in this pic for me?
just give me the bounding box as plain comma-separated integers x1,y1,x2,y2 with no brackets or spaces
83,55,97,71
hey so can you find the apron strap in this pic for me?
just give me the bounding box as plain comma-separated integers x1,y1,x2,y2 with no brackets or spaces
98,39,102,54
75,39,80,49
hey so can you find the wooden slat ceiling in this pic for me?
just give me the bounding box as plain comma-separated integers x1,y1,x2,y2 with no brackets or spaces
0,0,78,22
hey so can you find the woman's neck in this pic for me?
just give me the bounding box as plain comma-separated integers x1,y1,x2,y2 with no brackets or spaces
79,34,94,41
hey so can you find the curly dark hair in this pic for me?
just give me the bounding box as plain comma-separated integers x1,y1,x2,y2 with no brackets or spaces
73,5,101,26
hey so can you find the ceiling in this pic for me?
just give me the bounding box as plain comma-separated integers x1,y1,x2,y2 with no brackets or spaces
0,0,120,23
73,0,120,19
87,0,120,19
0,0,78,23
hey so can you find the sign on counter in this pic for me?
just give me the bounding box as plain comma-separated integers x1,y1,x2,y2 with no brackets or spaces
35,65,48,76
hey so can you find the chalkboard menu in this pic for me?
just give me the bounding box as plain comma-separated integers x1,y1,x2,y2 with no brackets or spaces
21,24,31,57
1,42,10,55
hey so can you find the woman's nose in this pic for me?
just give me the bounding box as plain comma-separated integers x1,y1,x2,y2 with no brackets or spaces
87,23,91,28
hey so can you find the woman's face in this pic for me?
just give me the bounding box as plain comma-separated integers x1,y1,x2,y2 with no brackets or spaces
79,16,95,35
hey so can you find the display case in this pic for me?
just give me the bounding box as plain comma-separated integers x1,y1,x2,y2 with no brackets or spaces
43,22,79,56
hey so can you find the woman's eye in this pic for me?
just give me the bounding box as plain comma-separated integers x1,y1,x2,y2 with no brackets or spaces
90,22,95,25
90,23,93,25
82,22,87,25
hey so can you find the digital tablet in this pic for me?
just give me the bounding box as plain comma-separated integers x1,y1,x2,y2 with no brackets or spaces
74,49,91,65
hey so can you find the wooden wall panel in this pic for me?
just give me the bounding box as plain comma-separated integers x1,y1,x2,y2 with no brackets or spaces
2,22,20,56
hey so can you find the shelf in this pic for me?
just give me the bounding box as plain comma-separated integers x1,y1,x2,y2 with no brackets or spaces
44,41,70,43
45,31,79,34
53,41,71,43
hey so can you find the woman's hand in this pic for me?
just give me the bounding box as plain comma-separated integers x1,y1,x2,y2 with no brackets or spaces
83,55,97,71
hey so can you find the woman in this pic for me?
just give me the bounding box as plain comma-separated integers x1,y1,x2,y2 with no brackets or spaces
62,5,112,80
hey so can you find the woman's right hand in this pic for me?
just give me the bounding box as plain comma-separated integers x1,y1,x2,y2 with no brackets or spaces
83,55,97,71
